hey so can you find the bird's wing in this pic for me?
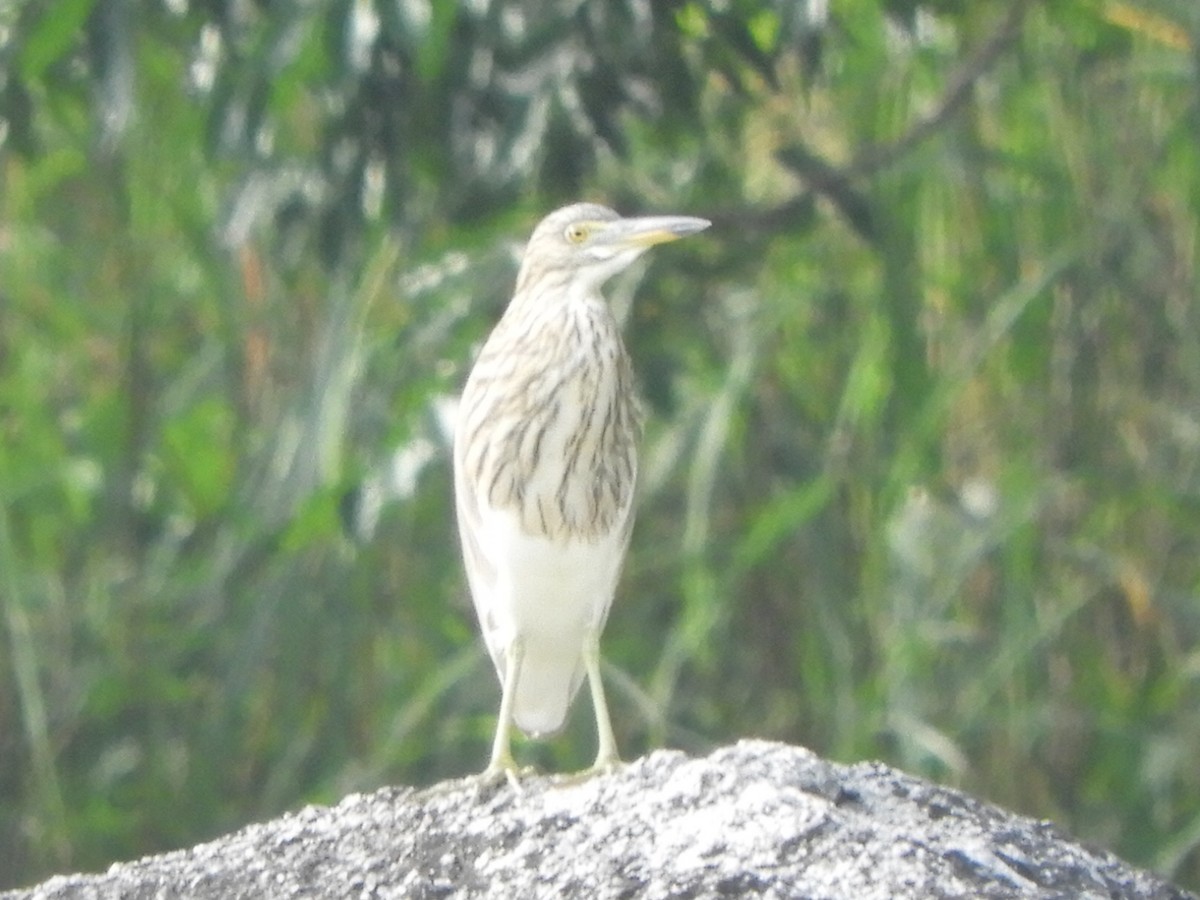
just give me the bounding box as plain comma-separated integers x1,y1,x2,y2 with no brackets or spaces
453,447,502,649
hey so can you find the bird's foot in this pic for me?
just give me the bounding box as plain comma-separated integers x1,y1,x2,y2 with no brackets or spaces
549,754,624,788
411,752,537,800
587,751,623,778
477,753,537,794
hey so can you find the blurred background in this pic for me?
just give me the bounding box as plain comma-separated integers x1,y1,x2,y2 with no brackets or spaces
2,0,1200,891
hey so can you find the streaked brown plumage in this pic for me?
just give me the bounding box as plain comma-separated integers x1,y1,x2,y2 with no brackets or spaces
453,202,710,784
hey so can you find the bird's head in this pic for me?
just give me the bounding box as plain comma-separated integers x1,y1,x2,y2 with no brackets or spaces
517,203,711,295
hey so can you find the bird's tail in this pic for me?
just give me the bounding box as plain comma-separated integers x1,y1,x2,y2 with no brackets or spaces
511,644,586,737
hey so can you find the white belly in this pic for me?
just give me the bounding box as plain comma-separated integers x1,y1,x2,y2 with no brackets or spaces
475,502,629,735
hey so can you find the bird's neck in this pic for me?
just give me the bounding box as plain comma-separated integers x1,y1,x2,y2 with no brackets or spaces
505,272,610,332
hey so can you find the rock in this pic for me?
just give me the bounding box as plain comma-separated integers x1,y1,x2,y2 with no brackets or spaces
2,740,1192,899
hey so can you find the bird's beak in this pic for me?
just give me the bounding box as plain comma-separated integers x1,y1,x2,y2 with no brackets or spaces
601,214,711,248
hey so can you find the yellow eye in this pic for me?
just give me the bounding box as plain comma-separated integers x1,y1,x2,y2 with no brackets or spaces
564,223,589,244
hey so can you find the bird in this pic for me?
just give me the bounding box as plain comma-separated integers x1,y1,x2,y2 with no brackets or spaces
453,202,710,784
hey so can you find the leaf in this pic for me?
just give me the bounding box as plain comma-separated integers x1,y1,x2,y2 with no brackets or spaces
160,399,235,519
731,477,836,576
18,0,97,82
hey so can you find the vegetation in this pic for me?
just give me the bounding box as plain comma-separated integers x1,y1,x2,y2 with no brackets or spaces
2,0,1199,890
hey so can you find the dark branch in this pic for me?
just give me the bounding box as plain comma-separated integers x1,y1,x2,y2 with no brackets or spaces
727,1,1032,239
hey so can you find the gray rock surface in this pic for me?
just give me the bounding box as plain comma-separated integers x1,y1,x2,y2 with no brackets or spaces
3,740,1193,899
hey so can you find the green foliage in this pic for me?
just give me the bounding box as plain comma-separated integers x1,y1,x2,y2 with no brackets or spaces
2,0,1200,892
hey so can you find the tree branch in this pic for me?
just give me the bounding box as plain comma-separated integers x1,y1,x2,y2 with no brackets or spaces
727,1,1032,239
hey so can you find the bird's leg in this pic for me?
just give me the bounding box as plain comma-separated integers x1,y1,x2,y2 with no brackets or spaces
481,637,529,791
413,641,531,800
550,630,623,789
583,627,621,775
